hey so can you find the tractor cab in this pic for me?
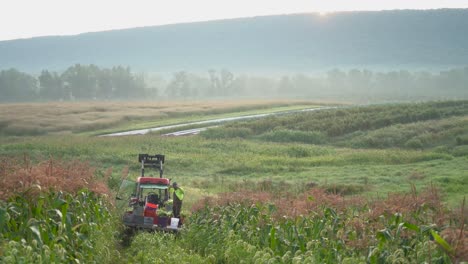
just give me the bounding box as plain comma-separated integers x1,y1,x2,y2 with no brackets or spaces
120,154,180,231
131,177,169,207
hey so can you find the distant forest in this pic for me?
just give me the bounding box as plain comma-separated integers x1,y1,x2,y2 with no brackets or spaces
1,64,467,102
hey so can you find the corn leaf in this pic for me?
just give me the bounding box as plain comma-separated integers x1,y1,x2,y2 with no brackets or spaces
430,230,454,254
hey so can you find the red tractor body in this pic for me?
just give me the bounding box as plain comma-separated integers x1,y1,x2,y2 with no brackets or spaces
120,154,180,231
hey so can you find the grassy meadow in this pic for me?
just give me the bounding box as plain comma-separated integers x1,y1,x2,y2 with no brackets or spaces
0,99,467,263
0,100,322,136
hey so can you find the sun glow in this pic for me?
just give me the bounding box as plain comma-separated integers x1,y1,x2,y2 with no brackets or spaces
1,0,468,41
318,11,330,17
318,11,329,16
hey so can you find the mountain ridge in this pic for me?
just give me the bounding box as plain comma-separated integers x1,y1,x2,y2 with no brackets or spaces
1,9,467,73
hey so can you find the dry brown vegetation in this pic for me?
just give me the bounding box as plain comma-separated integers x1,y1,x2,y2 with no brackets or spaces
0,156,110,200
194,186,467,262
0,100,313,136
194,187,447,222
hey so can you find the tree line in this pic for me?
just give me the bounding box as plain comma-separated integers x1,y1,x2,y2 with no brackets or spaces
1,64,467,102
0,64,146,102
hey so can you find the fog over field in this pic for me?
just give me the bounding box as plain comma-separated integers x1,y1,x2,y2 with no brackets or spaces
1,9,468,103
1,4,468,264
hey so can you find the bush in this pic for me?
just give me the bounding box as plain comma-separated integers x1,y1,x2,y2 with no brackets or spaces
452,145,468,156
455,135,468,145
286,146,313,158
324,184,366,195
201,127,253,139
405,138,424,149
223,101,468,141
258,129,327,144
433,145,451,154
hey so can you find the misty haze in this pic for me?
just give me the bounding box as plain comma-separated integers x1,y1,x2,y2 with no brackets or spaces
1,9,468,103
1,4,467,264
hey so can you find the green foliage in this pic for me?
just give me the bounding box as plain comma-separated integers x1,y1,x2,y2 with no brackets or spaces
405,138,424,149
38,70,65,100
175,201,453,263
156,208,172,217
165,71,192,98
452,145,468,157
0,100,467,263
347,117,468,149
256,129,327,144
125,233,206,264
1,119,466,205
455,134,468,145
430,230,454,254
209,101,468,151
61,64,146,100
0,65,148,102
0,68,37,102
0,190,120,263
3,60,468,102
201,127,253,139
180,204,266,263
285,146,314,158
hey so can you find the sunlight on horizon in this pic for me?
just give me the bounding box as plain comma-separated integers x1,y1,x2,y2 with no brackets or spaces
318,11,330,17
1,0,468,41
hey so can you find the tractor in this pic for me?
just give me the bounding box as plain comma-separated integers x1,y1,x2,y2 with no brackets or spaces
119,154,181,231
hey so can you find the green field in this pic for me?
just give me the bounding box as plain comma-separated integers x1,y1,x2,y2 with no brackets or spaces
0,100,467,263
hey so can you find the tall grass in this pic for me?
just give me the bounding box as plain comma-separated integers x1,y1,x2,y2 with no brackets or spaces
1,131,466,205
203,100,468,150
0,100,314,136
258,129,327,144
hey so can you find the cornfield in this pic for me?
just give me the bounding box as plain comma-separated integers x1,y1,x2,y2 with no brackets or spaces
180,188,466,263
0,158,119,263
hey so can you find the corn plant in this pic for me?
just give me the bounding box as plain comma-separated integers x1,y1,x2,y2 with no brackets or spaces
0,190,119,263
182,196,456,263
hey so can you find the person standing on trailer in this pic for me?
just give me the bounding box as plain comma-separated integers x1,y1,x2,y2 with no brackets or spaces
170,182,184,218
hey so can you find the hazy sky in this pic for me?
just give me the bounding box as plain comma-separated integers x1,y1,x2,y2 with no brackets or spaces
1,0,468,41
